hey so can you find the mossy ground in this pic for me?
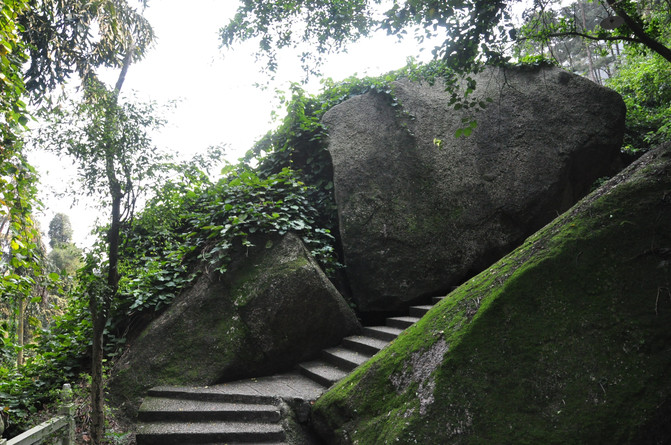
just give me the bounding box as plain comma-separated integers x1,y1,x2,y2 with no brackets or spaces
313,146,671,444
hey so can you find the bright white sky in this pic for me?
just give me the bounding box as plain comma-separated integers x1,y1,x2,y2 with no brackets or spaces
30,0,430,247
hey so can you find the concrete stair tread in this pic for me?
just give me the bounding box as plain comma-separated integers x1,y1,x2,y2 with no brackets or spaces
386,316,420,329
362,325,404,341
387,315,421,323
136,420,285,444
137,297,445,444
148,386,277,405
138,397,281,423
137,420,284,434
342,335,390,354
140,397,279,413
409,304,434,317
322,346,371,370
298,360,349,387
148,371,325,403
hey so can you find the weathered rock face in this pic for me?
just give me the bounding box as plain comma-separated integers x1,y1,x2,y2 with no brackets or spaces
313,144,671,444
110,233,360,413
324,65,625,311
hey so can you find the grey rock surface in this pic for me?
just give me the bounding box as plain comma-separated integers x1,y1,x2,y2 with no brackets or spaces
110,233,360,415
324,65,625,311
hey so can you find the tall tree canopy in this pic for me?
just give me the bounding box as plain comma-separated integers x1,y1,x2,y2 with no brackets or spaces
47,213,73,248
18,0,154,96
220,0,671,76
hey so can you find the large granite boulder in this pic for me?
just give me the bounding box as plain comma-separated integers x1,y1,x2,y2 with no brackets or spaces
110,233,360,414
324,65,625,311
313,144,671,444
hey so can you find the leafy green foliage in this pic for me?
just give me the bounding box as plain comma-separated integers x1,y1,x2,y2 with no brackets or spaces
607,49,671,152
515,1,614,81
0,2,43,352
0,158,43,304
36,86,169,207
220,0,513,76
118,165,338,314
221,0,380,76
47,244,83,279
0,292,90,435
0,0,29,147
18,0,154,97
221,0,670,78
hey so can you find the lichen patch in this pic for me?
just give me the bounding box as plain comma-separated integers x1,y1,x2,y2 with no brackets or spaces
390,338,449,415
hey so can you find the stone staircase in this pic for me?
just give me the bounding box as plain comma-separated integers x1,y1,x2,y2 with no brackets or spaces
296,302,437,387
136,297,443,444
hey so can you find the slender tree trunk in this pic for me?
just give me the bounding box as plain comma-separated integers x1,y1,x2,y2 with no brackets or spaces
89,301,106,444
16,297,24,367
581,2,597,83
89,46,133,445
564,41,575,71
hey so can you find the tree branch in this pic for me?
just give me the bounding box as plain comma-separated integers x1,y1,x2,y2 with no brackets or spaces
114,48,134,94
543,31,642,44
605,0,671,63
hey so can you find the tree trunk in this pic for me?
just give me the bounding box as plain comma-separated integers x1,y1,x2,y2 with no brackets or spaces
581,3,598,83
88,46,133,445
89,303,106,445
89,195,122,445
16,297,24,367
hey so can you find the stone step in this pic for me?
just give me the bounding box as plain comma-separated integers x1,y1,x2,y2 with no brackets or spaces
147,386,277,405
341,335,389,355
138,397,281,423
199,443,288,445
409,304,434,317
386,316,420,329
136,420,285,445
297,360,349,387
362,325,404,341
322,346,371,371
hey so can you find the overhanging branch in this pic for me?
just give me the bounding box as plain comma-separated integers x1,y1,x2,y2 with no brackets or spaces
543,31,641,44
605,0,671,63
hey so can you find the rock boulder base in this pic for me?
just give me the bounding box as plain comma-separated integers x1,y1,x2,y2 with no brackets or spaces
110,233,360,415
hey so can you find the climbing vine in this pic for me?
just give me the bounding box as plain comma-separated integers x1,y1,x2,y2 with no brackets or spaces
116,165,338,315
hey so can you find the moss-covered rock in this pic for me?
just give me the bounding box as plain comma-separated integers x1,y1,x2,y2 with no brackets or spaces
110,233,360,417
313,145,671,444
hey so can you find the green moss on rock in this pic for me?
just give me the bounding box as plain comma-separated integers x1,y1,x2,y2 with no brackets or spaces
313,145,671,444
